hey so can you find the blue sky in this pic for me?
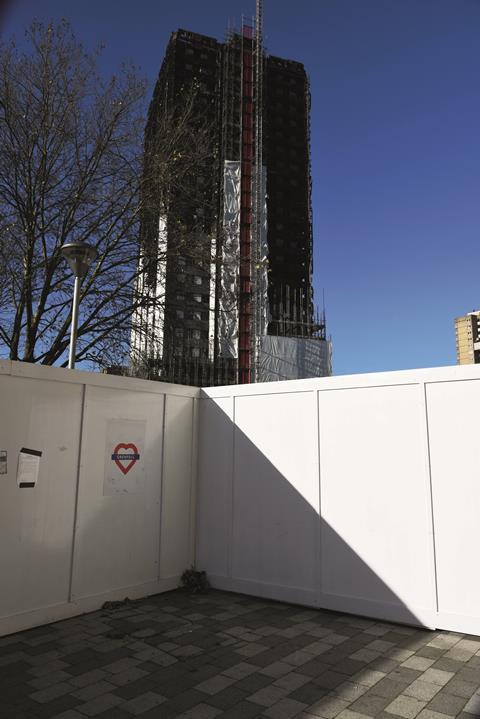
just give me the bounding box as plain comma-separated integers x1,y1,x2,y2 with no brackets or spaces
3,0,480,375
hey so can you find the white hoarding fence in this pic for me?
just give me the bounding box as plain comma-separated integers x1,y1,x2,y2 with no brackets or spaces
197,364,480,636
0,361,198,636
3,360,480,637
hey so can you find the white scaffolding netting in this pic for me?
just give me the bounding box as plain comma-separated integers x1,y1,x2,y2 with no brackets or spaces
258,335,332,382
253,165,269,339
218,161,241,358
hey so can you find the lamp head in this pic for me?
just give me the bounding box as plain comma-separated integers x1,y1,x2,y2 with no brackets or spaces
61,242,97,278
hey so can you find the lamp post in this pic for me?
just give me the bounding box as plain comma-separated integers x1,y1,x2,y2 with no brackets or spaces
61,241,97,369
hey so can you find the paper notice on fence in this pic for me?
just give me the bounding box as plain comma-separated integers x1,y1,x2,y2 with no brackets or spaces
17,448,42,488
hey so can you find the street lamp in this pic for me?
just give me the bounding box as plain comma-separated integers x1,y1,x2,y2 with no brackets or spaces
61,241,97,369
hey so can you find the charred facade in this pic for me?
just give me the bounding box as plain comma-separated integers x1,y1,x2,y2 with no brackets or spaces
132,27,330,385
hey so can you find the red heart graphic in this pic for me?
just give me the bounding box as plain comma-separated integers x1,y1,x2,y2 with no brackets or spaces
113,443,139,475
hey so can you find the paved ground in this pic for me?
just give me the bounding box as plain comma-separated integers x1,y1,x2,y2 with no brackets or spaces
1,590,480,719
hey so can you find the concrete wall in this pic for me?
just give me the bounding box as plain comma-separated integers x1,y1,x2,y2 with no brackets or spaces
0,361,199,636
197,364,480,636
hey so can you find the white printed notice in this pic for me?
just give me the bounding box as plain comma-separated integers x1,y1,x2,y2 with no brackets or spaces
17,447,42,488
104,419,146,496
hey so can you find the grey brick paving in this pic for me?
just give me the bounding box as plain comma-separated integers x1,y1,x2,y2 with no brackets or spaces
0,589,477,718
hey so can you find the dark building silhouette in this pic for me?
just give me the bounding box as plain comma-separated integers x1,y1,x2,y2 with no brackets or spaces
132,26,330,385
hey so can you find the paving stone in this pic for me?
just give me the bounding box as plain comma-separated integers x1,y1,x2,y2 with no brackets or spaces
114,676,162,700
283,650,318,667
351,669,386,687
367,640,396,654
331,659,367,678
290,682,330,705
71,679,117,701
29,660,70,676
236,643,269,658
307,693,350,718
463,691,480,715
304,641,333,656
259,661,294,679
349,690,392,716
457,666,480,684
427,635,461,651
223,662,260,679
371,677,412,699
108,667,149,686
69,668,109,688
29,682,73,703
76,692,124,716
419,668,454,687
182,703,223,719
196,674,236,695
387,649,415,663
465,654,480,669
414,648,443,661
28,670,74,690
387,668,423,686
121,690,166,715
314,671,347,692
248,684,290,707
384,695,427,719
429,657,464,674
403,680,441,702
349,649,381,663
427,691,468,716
232,674,275,696
273,672,311,691
264,697,309,719
325,634,350,646
102,657,141,674
444,648,476,663
332,680,368,702
459,638,480,650
33,695,81,718
164,688,209,713
336,710,373,719
206,685,250,710
444,677,479,699
400,657,435,672
300,658,331,678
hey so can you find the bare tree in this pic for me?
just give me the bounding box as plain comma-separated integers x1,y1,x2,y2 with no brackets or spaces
0,20,213,368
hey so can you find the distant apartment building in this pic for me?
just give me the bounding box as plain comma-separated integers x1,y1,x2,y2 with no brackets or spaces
132,24,331,385
455,311,480,364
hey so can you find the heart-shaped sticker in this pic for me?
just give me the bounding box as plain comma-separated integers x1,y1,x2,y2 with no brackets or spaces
112,443,139,475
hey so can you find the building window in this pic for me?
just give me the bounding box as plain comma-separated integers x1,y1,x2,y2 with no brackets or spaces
192,294,202,303
176,309,184,319
192,311,202,321
190,329,201,340
193,276,202,285
191,347,200,358
175,327,184,338
176,294,185,302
